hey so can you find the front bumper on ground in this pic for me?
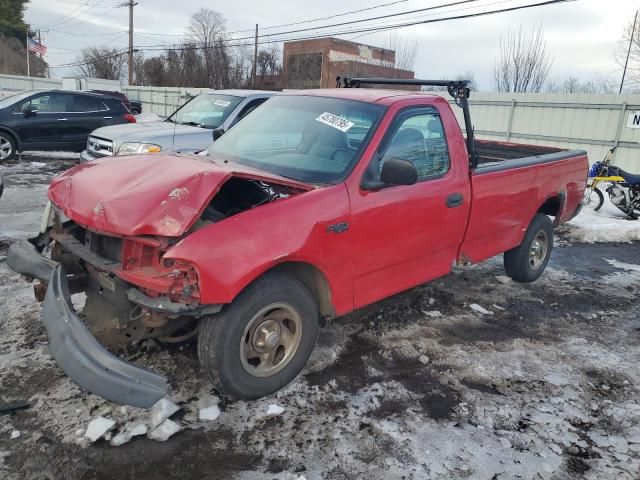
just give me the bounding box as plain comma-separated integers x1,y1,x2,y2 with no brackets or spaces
42,266,169,408
7,239,57,282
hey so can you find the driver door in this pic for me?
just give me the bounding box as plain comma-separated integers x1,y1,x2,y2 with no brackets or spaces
14,92,68,146
348,107,471,308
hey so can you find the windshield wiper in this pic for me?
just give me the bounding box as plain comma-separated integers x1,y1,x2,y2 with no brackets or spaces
181,121,202,127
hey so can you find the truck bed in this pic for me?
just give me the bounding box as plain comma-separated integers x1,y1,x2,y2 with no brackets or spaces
476,139,567,167
459,143,589,265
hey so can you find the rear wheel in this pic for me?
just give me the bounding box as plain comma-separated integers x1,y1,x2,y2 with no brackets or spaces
197,272,319,399
504,213,554,283
0,132,16,162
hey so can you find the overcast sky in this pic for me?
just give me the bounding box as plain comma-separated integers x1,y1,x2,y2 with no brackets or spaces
24,0,639,90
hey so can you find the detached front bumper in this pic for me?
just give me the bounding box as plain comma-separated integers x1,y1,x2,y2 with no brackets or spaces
42,266,169,408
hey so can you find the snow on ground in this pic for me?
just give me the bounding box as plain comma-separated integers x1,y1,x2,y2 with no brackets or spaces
563,188,640,243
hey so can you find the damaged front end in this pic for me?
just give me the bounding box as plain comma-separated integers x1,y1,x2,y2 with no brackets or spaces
7,162,309,407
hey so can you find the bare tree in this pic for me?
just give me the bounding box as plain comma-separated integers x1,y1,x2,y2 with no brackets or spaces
492,24,553,93
545,74,617,94
75,47,126,80
388,32,418,71
616,14,640,92
185,8,230,88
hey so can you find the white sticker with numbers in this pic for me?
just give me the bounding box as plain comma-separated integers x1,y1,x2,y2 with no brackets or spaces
315,112,354,132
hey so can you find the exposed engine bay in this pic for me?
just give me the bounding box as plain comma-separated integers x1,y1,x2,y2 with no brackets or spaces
195,177,300,227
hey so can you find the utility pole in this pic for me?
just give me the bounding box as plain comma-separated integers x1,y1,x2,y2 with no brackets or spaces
123,0,138,85
25,26,30,77
620,10,638,94
252,24,258,87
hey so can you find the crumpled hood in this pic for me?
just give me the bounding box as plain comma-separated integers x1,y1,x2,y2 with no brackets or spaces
48,154,311,237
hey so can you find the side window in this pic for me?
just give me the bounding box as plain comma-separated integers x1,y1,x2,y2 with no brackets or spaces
70,95,107,112
380,111,450,181
236,98,267,121
17,93,68,113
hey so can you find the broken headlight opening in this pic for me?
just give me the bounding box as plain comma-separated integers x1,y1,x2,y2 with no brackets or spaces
118,142,162,155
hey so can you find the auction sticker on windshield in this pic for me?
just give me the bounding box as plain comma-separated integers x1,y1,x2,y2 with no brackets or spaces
214,100,231,107
316,112,354,132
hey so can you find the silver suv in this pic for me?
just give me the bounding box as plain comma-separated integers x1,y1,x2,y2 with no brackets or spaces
81,90,275,161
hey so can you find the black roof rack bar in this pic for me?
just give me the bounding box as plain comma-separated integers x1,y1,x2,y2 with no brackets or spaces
336,77,469,89
335,76,479,169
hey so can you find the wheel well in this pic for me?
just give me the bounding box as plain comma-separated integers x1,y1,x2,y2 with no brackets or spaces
537,194,563,220
266,262,335,318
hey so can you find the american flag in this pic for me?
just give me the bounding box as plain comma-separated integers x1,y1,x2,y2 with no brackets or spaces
27,37,47,55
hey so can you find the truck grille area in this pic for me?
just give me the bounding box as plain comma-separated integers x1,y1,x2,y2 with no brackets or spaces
87,135,114,156
67,222,122,264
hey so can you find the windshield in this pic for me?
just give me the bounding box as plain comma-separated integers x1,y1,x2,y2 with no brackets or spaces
0,91,38,109
168,94,242,128
206,95,384,183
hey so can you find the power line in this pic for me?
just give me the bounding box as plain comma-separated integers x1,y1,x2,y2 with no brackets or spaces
48,0,577,69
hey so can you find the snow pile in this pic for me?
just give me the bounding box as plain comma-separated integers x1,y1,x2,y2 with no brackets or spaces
148,419,181,441
149,397,180,429
199,404,221,421
565,192,640,243
266,404,285,416
109,422,147,447
84,417,115,442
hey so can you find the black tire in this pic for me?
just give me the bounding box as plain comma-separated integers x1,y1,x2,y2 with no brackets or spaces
504,213,554,283
583,187,604,211
0,132,16,162
197,272,319,399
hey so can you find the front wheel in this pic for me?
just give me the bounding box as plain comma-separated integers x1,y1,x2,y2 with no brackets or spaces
0,132,16,162
504,213,554,283
197,272,319,399
583,186,604,211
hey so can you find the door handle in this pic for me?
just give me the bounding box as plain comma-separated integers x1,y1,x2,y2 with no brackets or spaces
57,118,68,121
446,193,464,208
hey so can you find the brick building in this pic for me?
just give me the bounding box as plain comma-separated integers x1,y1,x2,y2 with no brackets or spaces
282,38,416,90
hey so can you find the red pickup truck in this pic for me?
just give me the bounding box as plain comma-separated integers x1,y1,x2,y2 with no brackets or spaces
8,78,588,407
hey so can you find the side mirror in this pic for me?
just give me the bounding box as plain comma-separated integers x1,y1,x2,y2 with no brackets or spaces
23,104,38,117
381,157,418,185
212,127,224,141
361,157,418,191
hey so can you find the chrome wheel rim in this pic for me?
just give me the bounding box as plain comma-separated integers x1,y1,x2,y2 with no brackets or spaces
240,302,303,378
529,230,549,270
0,136,12,160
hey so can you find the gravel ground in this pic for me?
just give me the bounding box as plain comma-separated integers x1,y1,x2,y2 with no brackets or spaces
0,154,639,480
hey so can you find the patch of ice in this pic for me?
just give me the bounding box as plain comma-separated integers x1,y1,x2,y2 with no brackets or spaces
148,419,182,441
199,404,221,421
422,310,443,318
469,304,493,315
266,404,285,416
10,430,20,439
30,162,47,168
495,275,512,284
149,397,180,429
110,422,148,447
84,416,116,442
